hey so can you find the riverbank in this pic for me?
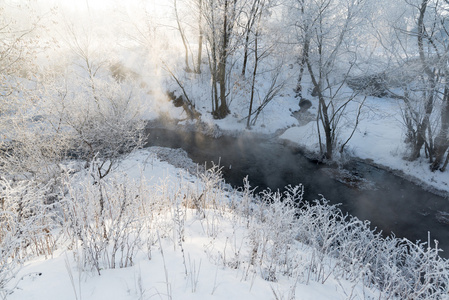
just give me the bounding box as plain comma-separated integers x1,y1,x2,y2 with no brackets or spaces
279,124,449,199
144,124,449,258
279,136,449,199
146,117,449,199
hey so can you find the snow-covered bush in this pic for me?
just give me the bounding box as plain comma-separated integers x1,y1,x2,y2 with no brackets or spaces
245,185,303,281
0,179,58,257
370,238,449,299
45,76,146,179
61,171,150,274
290,193,449,299
206,174,449,299
0,79,71,181
196,163,227,212
0,179,57,297
2,152,447,299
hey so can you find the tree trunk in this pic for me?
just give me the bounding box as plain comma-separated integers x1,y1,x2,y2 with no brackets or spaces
431,86,449,171
295,35,310,98
305,46,333,160
242,30,250,77
411,0,435,160
295,2,308,98
214,0,231,119
441,150,449,172
241,0,259,77
247,29,259,128
196,0,203,74
321,100,333,160
174,0,192,72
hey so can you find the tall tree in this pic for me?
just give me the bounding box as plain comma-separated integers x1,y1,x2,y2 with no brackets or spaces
291,0,368,160
381,0,449,171
196,0,204,73
202,0,241,119
174,0,193,72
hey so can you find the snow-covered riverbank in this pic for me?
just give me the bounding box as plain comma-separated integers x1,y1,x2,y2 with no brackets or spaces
5,148,448,300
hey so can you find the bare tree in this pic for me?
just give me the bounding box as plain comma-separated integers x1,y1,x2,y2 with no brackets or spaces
0,3,64,180
294,0,368,160
174,0,193,72
416,0,449,171
202,0,241,119
51,22,146,179
240,0,265,77
291,0,312,98
380,0,449,171
197,0,204,73
244,0,286,128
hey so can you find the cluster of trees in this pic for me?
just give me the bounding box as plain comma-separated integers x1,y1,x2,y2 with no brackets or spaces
0,2,146,182
1,2,146,294
390,0,449,172
1,0,449,183
171,0,286,123
171,0,448,169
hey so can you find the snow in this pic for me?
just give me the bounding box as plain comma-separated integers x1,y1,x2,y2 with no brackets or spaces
3,2,449,297
5,148,381,300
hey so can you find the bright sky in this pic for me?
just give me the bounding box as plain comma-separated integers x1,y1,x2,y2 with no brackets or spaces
55,0,163,12
58,0,118,11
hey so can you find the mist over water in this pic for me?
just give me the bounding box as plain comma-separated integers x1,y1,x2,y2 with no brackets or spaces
146,127,449,258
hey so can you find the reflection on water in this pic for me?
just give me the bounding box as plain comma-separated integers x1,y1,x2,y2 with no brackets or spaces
145,127,449,258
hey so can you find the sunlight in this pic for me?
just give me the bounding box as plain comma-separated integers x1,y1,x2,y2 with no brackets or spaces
55,0,162,13
58,0,116,11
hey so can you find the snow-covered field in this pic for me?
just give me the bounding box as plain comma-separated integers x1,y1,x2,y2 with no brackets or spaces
4,149,382,300
3,59,448,300
5,148,447,300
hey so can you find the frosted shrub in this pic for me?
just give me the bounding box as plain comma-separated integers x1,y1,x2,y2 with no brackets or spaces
0,232,20,299
0,83,71,181
219,173,449,298
0,179,57,296
197,163,227,211
246,185,303,280
371,238,449,299
44,76,146,179
287,191,449,298
0,179,57,258
61,172,149,274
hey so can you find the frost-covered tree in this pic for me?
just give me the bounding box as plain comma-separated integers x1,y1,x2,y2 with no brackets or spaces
375,0,449,171
242,0,287,128
0,2,64,180
202,0,243,119
407,0,449,171
288,0,370,160
43,17,146,179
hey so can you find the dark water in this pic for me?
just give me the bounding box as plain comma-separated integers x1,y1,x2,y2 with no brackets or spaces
145,127,449,258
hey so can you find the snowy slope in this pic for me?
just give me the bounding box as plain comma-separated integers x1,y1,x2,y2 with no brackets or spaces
5,148,383,300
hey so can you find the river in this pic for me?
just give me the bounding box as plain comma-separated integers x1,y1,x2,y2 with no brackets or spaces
145,126,449,258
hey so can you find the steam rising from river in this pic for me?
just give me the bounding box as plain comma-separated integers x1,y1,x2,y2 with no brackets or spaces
14,0,189,116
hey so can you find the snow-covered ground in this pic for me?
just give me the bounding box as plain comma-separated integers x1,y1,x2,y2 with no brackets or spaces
2,1,449,298
5,148,384,300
